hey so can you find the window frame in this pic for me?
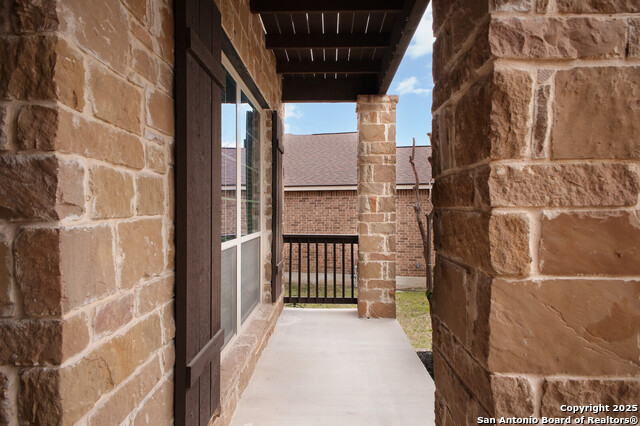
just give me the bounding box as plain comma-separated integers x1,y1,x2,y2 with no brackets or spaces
220,54,264,353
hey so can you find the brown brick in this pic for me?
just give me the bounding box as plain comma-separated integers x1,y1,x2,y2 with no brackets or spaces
136,275,174,316
0,105,7,150
87,314,162,384
492,376,534,417
433,172,474,208
556,0,640,13
368,301,395,318
88,357,162,426
0,232,14,316
15,227,62,316
0,154,84,220
433,259,470,345
551,67,640,159
59,225,117,312
531,84,550,158
57,108,145,169
133,376,173,426
58,356,114,424
540,211,640,276
10,0,58,33
19,368,62,426
136,174,165,215
60,0,129,75
15,225,116,316
123,0,148,23
358,261,382,279
0,320,62,365
490,0,532,11
489,214,530,277
89,63,142,133
131,41,158,83
541,378,640,418
490,17,627,59
453,76,491,167
62,312,90,360
90,166,135,219
146,89,174,135
145,142,166,173
117,219,164,288
16,105,58,151
489,163,640,207
54,38,85,111
629,18,640,58
94,293,134,337
433,322,493,411
489,279,640,375
433,353,471,426
0,370,8,425
152,2,174,63
490,69,533,160
359,124,386,141
0,35,56,100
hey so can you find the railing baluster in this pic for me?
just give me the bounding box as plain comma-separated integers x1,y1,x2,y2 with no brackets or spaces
307,242,310,298
342,242,345,299
298,241,301,303
324,242,328,302
333,243,336,303
351,242,355,300
315,242,319,303
289,241,293,300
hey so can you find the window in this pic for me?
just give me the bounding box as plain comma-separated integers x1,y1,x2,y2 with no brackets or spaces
220,58,262,347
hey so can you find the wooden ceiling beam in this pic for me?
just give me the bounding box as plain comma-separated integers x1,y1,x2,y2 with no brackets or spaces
266,33,391,49
250,0,404,13
282,76,378,102
277,60,382,75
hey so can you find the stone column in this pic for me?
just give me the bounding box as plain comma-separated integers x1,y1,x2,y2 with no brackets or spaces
431,1,640,424
356,95,398,319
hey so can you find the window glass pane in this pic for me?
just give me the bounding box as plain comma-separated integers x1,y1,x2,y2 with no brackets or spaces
221,247,237,347
240,238,260,324
239,92,260,236
221,69,237,242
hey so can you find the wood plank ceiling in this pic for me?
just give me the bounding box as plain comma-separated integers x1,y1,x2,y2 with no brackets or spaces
250,0,430,102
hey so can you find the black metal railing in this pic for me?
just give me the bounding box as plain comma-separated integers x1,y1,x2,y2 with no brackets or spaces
283,234,358,304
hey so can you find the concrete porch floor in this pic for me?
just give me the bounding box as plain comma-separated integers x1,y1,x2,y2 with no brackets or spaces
229,308,435,426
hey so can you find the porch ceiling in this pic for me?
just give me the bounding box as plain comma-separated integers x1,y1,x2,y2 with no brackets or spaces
250,0,430,102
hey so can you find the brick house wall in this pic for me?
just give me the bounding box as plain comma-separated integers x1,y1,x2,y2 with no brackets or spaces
284,189,433,278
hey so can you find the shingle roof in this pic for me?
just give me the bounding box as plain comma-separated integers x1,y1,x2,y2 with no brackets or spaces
283,132,432,187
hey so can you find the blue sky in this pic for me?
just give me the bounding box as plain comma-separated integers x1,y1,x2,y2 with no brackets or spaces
284,5,434,147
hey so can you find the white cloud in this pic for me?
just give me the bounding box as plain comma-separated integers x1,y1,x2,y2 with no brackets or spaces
395,76,431,96
285,104,303,119
406,4,434,59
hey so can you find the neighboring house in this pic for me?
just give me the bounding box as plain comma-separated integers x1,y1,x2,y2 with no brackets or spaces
283,132,434,288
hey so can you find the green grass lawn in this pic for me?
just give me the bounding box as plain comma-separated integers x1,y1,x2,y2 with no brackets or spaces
396,290,432,350
285,283,432,350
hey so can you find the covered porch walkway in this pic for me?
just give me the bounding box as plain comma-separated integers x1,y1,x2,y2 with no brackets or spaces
230,308,435,426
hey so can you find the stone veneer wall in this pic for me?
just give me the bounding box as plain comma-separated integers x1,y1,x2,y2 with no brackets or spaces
431,0,640,424
356,95,398,318
0,0,282,425
283,189,433,277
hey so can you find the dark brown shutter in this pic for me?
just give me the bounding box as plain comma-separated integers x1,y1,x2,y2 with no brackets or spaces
175,0,224,424
271,111,284,302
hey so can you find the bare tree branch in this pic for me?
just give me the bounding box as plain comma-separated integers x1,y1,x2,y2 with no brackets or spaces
409,137,435,298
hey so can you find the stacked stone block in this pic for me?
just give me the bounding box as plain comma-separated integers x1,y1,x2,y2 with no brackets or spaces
431,0,640,424
0,0,283,425
356,95,398,319
0,0,177,423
